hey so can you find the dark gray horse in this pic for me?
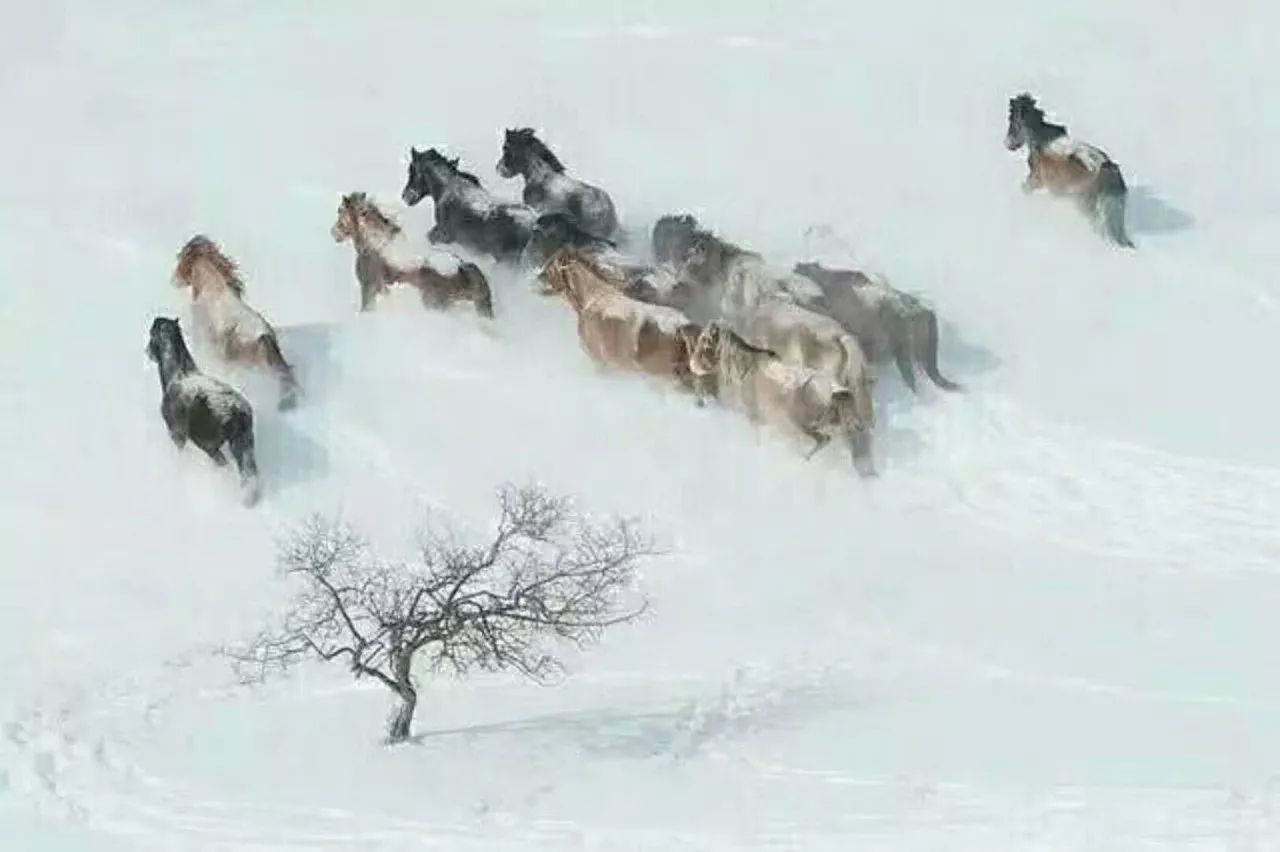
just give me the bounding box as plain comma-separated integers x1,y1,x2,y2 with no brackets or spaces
401,147,538,263
146,317,260,504
496,128,619,241
793,262,960,392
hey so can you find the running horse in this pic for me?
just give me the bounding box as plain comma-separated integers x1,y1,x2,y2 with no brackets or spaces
1004,93,1134,248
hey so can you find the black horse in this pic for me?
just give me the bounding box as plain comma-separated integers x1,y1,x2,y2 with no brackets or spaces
401,147,537,263
146,317,260,505
496,128,619,241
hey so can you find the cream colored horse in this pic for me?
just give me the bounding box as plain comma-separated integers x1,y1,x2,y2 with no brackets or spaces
173,235,300,409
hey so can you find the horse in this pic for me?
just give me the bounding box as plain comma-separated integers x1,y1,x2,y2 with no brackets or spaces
146,317,260,505
793,261,961,392
650,213,826,324
331,192,493,317
688,322,875,477
1004,93,1134,248
401,147,537,263
173,235,301,410
496,128,620,241
537,247,708,399
522,211,617,270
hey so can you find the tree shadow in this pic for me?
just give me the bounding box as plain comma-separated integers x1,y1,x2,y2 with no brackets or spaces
411,678,852,759
1126,186,1194,236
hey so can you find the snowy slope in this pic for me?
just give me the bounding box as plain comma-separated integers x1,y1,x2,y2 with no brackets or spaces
4,1,1280,848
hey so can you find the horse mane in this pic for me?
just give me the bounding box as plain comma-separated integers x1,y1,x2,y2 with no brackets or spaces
424,149,483,186
344,192,401,236
1010,92,1067,140
512,128,565,173
175,235,245,295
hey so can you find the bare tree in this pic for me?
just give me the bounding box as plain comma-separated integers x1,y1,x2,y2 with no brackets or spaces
230,484,652,743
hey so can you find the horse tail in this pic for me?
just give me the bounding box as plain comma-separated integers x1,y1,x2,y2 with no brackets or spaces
260,334,300,410
227,409,260,506
914,311,962,391
1095,162,1135,249
460,262,494,318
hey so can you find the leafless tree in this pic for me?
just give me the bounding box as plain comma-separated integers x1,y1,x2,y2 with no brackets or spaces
230,484,652,743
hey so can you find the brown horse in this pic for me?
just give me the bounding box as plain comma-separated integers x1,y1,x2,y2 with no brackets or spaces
688,322,875,476
1005,93,1134,248
173,236,300,410
538,247,706,397
331,192,493,317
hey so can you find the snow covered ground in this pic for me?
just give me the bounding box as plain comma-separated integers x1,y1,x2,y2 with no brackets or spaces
4,1,1280,848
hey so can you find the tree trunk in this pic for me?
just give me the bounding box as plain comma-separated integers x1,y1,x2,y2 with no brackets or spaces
387,686,417,744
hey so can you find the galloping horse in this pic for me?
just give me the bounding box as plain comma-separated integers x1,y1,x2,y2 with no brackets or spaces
496,128,620,241
1004,93,1134,248
173,236,301,409
400,147,536,263
537,247,707,398
146,317,260,505
688,322,875,476
331,192,493,317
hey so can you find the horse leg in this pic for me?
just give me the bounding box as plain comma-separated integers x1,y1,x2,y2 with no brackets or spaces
199,442,229,466
258,336,300,410
427,224,451,245
802,429,831,460
227,418,261,506
892,336,919,392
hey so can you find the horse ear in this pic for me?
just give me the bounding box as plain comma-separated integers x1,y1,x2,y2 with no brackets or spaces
410,147,421,159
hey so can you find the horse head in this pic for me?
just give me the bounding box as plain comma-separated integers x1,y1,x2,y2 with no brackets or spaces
146,316,195,383
402,147,448,206
687,322,723,377
652,214,701,266
331,193,360,242
1005,93,1040,151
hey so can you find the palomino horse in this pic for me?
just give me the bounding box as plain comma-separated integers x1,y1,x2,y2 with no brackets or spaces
537,247,706,398
146,317,260,505
331,192,493,317
688,322,875,476
173,236,300,409
793,261,961,392
649,214,872,410
496,128,620,241
400,147,537,263
1005,93,1134,248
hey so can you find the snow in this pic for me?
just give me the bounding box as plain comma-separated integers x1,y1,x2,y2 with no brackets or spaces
4,0,1280,848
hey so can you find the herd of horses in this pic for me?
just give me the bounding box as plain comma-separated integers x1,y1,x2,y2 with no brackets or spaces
146,94,1135,504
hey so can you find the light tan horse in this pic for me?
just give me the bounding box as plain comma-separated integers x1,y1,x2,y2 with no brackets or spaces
538,247,706,396
173,236,300,409
688,322,875,476
330,192,493,317
1005,93,1134,248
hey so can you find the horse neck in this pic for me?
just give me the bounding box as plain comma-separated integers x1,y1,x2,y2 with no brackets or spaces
353,216,394,256
522,153,560,184
562,265,608,312
187,261,239,304
155,339,196,388
1027,117,1067,152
